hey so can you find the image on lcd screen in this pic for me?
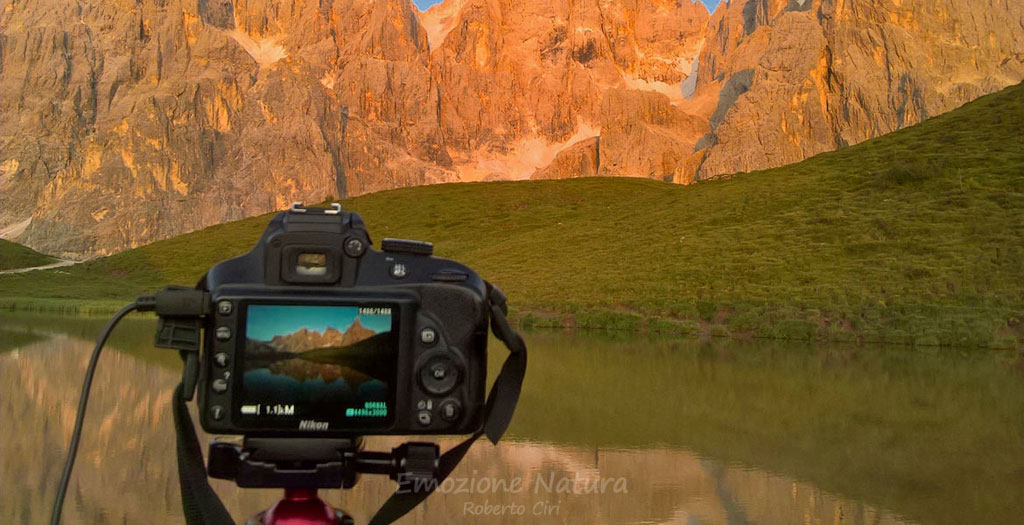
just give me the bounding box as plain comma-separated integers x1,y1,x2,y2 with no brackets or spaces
241,304,396,426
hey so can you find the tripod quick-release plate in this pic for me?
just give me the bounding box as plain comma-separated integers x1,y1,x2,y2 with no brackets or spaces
207,438,440,490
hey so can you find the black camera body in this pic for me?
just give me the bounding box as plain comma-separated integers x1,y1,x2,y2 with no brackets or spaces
197,203,489,437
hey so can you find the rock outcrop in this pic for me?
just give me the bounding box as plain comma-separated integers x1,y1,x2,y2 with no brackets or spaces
690,0,1024,179
0,0,1020,256
597,87,706,183
531,137,600,180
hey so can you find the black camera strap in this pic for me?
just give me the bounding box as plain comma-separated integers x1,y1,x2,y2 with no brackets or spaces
173,381,236,525
367,282,527,524
171,281,527,525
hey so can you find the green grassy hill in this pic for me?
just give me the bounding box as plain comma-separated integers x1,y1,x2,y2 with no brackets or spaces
0,239,58,271
1,82,1021,347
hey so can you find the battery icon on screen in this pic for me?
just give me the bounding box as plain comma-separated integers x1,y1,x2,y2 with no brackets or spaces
241,405,260,415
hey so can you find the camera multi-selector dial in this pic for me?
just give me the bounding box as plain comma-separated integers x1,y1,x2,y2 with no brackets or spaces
419,354,460,395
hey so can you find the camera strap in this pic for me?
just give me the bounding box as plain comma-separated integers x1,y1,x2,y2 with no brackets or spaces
171,281,527,525
367,281,527,525
173,381,236,525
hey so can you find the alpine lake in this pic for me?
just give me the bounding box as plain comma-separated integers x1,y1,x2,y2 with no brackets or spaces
1,312,1021,525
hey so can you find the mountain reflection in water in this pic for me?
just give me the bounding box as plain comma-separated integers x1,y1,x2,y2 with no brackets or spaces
0,313,1020,524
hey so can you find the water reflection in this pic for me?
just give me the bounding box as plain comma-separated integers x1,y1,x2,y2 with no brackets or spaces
0,314,1021,524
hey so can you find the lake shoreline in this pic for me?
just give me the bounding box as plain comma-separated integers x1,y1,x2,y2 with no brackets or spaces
2,296,1019,350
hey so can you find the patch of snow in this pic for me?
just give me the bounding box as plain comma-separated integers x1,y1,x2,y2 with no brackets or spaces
681,56,700,99
681,39,705,100
623,74,686,103
455,122,600,181
417,0,467,50
0,217,31,240
320,71,335,90
227,29,287,67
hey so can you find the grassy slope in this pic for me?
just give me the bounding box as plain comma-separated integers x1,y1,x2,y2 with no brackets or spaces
0,239,57,271
1,82,1021,347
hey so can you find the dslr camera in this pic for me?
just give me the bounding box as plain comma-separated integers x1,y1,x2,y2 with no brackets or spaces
50,202,524,525
193,203,491,437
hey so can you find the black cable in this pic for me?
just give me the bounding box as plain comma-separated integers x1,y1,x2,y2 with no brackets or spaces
50,302,140,525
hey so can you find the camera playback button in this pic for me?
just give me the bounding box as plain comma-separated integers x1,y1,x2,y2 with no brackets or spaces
216,300,233,316
419,327,438,346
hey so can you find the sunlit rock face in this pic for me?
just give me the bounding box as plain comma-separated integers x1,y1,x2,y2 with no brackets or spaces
0,0,452,257
690,0,1024,180
427,0,709,181
0,0,1020,256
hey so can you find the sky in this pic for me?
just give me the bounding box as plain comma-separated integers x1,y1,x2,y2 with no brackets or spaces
413,0,723,13
246,305,392,341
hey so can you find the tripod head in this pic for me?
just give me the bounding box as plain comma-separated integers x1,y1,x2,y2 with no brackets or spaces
208,437,439,489
208,437,440,524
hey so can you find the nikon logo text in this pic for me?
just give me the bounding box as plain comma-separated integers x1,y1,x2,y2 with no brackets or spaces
299,420,329,431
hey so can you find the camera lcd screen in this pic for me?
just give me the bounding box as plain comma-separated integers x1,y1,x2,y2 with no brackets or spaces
238,304,398,429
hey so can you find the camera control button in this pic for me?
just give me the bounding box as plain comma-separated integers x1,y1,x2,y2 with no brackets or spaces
344,237,366,257
213,352,230,368
382,238,434,256
216,326,231,341
439,400,461,422
419,327,437,346
419,356,459,395
212,378,229,393
209,405,225,421
217,300,233,316
390,263,408,279
431,271,468,282
417,410,433,426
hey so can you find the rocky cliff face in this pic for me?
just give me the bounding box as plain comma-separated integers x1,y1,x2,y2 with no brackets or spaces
690,0,1024,179
0,0,709,256
0,0,1020,256
0,0,454,256
426,0,709,180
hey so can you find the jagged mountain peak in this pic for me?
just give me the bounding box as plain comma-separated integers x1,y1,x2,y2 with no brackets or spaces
0,0,1019,256
266,316,376,352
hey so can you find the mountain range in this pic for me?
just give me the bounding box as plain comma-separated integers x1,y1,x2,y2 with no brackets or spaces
247,317,377,357
270,318,376,351
0,0,1021,256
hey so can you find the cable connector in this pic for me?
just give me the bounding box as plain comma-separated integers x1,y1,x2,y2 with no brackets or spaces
142,286,210,402
137,286,210,317
143,286,209,354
